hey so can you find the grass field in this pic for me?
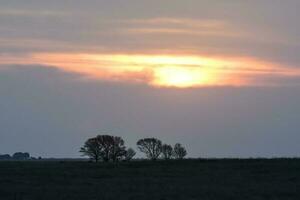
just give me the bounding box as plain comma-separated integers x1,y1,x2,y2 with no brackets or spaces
0,159,300,200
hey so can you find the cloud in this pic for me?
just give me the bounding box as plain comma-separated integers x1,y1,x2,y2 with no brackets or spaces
117,17,289,45
0,11,298,68
1,53,300,88
124,28,242,38
119,18,227,29
0,9,67,17
115,17,251,41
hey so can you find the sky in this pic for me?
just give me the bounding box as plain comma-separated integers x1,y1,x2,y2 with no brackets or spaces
0,0,300,158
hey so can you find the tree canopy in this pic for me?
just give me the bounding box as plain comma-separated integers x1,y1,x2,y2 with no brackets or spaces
80,135,127,162
137,138,162,160
173,143,187,159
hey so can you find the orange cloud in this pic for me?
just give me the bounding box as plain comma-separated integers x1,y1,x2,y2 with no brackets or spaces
120,18,244,39
117,17,291,47
1,52,300,88
124,28,242,38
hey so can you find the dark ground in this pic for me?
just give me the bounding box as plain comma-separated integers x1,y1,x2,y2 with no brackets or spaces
0,159,300,200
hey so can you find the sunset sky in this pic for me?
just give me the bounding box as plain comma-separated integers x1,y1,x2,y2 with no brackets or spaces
1,0,300,157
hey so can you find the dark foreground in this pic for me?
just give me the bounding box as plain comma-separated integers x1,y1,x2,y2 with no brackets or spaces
0,159,300,200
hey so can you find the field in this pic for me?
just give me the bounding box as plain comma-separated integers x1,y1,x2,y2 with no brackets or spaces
0,159,300,200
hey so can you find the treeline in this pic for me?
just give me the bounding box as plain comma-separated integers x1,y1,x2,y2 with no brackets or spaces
80,135,187,162
0,152,40,160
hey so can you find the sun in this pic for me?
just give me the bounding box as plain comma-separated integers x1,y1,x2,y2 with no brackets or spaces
152,66,213,88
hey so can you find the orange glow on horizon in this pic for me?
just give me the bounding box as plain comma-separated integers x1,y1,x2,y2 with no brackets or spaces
1,52,300,88
32,53,252,87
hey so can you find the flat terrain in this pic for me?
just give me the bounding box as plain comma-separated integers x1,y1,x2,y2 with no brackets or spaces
0,159,300,200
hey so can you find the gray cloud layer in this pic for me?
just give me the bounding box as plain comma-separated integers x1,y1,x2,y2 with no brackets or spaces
0,0,299,66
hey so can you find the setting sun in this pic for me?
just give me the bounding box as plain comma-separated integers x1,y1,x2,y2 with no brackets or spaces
152,66,213,88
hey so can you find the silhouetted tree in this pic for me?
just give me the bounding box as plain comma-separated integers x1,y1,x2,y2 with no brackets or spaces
80,137,102,162
173,143,187,159
12,152,30,160
137,138,162,160
80,135,126,162
161,144,173,160
0,154,11,160
109,136,127,162
124,148,136,161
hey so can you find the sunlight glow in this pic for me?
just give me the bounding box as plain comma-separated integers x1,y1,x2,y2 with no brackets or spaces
152,66,214,87
80,54,245,87
2,52,300,88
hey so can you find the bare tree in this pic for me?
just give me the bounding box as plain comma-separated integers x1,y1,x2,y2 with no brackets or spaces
12,152,30,160
137,138,162,160
173,143,187,159
80,137,102,162
80,135,126,162
161,144,173,160
109,136,127,162
124,148,136,161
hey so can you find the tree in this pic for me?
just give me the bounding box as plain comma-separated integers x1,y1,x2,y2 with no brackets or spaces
0,154,11,160
161,144,173,160
80,135,126,162
137,138,162,160
173,143,187,159
12,152,30,160
124,148,136,161
80,137,102,162
109,136,127,162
